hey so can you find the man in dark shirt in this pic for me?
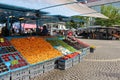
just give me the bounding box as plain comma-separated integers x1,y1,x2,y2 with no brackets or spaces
41,25,48,36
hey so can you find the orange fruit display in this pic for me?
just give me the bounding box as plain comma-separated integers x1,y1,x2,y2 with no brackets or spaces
10,37,62,64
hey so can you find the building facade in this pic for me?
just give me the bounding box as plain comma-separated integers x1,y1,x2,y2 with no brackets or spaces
86,0,120,12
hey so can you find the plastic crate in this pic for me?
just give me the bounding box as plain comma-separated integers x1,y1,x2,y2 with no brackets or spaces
79,53,87,62
72,55,79,62
22,75,30,80
29,63,44,73
44,59,55,67
80,47,89,56
54,46,72,55
44,64,55,72
72,55,79,65
58,58,72,65
0,62,9,75
14,75,30,80
11,66,30,80
30,69,43,79
73,60,79,65
58,63,72,70
58,58,73,70
0,73,10,80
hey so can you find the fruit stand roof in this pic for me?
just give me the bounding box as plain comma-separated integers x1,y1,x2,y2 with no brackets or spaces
0,0,108,19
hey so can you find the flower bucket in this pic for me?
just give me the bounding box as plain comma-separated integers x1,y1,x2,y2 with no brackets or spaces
90,45,96,53
90,48,94,53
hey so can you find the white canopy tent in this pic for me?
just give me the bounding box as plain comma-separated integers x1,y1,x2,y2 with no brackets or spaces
41,0,108,19
0,0,108,18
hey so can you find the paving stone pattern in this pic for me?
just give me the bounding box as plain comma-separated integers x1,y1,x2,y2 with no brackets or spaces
32,39,120,80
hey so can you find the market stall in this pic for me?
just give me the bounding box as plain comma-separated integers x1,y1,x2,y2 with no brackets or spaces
0,36,91,80
0,0,100,80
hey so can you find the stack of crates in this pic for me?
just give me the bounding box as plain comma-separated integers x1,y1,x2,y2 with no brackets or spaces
58,58,72,70
44,59,55,72
29,63,44,79
11,66,30,80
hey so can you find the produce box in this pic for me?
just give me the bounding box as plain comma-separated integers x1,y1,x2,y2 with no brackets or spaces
14,75,30,80
0,62,9,75
0,38,11,47
79,47,90,62
21,75,30,80
44,64,55,72
54,46,72,55
0,55,10,79
58,62,72,70
0,52,28,70
30,69,43,79
11,66,30,80
47,39,77,52
29,62,44,73
44,59,55,68
58,58,72,70
0,72,10,80
63,36,90,50
80,47,90,56
58,52,80,70
0,46,17,54
72,54,80,65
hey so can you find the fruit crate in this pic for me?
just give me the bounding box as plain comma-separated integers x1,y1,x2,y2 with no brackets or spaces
0,58,10,79
13,75,30,80
44,58,56,68
30,69,44,79
58,58,72,65
0,46,17,54
58,62,72,70
11,66,30,80
0,52,28,70
0,62,9,74
0,72,10,80
43,58,57,72
44,64,55,72
54,46,72,55
79,47,90,62
72,54,80,65
80,47,90,56
0,38,12,47
58,58,72,70
29,62,44,73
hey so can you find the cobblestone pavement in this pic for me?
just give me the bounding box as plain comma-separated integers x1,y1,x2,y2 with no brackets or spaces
33,39,120,80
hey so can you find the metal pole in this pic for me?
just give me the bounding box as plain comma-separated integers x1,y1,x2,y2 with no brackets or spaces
7,16,10,36
36,19,39,35
19,20,22,34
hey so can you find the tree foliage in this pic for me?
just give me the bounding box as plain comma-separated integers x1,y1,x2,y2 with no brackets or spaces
95,5,120,27
65,16,90,29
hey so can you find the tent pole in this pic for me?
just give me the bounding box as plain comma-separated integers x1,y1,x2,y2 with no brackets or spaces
36,19,39,35
19,20,22,35
7,16,10,36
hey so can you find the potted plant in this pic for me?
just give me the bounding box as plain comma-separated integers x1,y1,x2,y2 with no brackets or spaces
90,45,96,53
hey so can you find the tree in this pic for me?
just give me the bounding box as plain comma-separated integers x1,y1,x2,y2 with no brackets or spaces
95,5,120,27
65,16,90,29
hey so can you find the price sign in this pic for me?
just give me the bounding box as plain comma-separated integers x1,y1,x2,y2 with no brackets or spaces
11,60,18,66
0,38,4,43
